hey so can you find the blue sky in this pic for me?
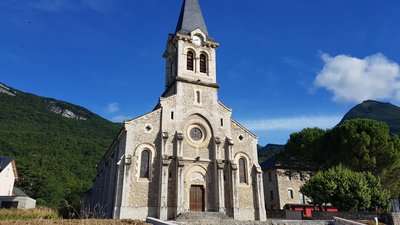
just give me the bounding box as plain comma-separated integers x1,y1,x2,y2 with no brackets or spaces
1,0,400,145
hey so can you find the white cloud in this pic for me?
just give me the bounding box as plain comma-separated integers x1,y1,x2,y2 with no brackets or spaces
243,116,342,131
106,103,119,113
315,53,400,103
111,115,131,123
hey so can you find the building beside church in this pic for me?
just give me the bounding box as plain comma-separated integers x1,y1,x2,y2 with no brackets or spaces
0,157,36,209
85,0,266,221
261,157,309,210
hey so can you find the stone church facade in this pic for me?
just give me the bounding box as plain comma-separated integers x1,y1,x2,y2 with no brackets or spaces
85,0,266,221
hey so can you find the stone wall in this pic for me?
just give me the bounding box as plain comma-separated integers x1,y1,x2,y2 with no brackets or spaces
312,211,378,220
126,109,162,211
392,213,400,225
266,210,302,220
392,212,400,225
381,213,400,225
276,169,308,209
333,217,365,225
175,219,329,225
263,169,280,210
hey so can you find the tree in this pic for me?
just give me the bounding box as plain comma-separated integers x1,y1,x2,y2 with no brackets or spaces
300,165,390,212
299,171,336,207
281,119,400,197
277,128,333,171
365,172,391,212
330,119,398,174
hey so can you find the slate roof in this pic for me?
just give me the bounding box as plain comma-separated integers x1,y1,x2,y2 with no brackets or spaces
175,0,209,36
12,187,28,197
0,157,13,173
260,156,280,170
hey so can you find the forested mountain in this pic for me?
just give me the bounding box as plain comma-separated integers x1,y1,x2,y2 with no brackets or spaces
257,144,284,164
340,100,400,136
0,83,121,213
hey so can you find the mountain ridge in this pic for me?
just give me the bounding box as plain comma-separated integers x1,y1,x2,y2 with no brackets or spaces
0,82,121,212
340,100,400,136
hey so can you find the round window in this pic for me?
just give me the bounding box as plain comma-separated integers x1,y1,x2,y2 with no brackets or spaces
190,127,203,141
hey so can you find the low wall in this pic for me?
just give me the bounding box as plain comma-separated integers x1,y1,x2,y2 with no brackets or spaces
312,211,377,221
266,210,302,220
393,213,400,225
0,196,36,209
333,217,365,225
146,217,176,225
383,212,400,225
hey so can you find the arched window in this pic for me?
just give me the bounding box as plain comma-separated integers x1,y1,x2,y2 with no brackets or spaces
140,150,150,178
239,158,247,183
200,53,207,73
196,90,201,104
187,51,194,71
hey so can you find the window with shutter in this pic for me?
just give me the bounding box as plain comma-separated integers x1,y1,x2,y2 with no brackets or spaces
187,51,194,71
200,54,207,73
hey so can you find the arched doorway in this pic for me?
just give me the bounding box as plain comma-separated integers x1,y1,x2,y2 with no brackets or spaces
190,185,205,211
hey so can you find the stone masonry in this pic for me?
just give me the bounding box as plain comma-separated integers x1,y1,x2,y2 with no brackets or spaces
84,0,266,222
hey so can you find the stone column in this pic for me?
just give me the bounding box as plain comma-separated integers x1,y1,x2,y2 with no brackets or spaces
159,132,170,220
214,137,225,213
176,133,185,216
227,139,239,218
112,158,122,219
231,162,239,219
159,158,170,220
217,161,225,213
255,167,267,221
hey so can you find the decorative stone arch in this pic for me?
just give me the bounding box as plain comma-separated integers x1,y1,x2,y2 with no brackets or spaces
134,143,156,182
184,164,211,211
185,109,219,131
190,30,207,42
184,47,196,72
234,152,252,186
183,113,214,149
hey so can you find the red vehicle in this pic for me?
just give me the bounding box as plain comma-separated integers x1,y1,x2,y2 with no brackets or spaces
284,204,338,219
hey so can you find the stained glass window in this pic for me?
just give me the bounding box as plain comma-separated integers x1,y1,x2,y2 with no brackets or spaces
140,150,150,178
190,127,203,141
239,158,247,183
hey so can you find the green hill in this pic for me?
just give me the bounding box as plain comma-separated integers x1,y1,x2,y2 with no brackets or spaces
340,100,400,136
257,144,284,164
0,83,121,213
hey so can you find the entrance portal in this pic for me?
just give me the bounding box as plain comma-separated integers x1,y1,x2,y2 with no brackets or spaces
190,185,205,212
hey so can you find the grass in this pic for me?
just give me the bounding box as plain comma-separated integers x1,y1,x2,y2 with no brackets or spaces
0,208,59,220
0,208,149,225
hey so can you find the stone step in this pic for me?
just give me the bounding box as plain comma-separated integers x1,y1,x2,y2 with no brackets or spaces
176,212,232,220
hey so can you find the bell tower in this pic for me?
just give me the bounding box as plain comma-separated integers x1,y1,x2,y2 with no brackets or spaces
163,0,219,97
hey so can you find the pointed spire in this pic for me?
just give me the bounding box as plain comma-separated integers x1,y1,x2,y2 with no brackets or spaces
175,0,209,36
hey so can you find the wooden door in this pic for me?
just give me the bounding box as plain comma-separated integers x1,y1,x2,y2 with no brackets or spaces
190,185,204,211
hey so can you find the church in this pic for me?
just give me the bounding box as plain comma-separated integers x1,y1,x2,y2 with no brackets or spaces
85,0,266,221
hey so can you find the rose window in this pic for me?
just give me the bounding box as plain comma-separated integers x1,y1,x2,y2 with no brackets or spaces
190,127,203,141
